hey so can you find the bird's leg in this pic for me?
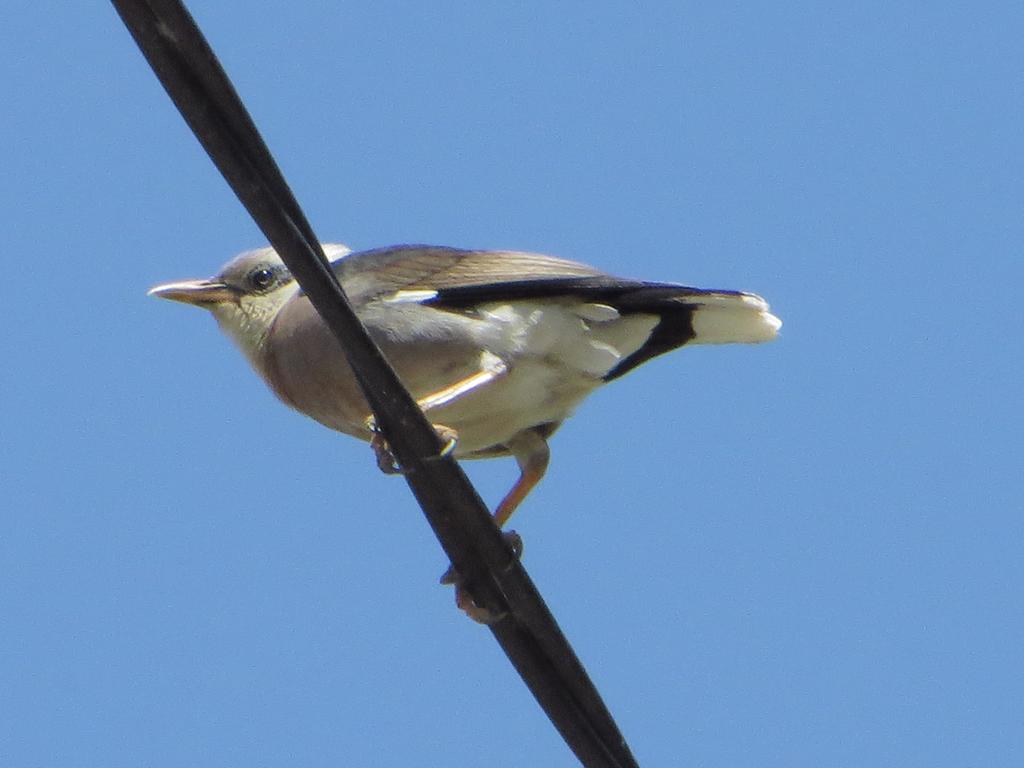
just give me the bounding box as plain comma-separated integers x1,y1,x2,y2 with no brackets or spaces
361,355,550,624
439,427,549,581
492,428,551,529
415,356,506,412
442,427,551,623
364,354,507,473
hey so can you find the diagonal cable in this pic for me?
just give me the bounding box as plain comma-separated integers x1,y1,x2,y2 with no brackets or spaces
110,2,640,766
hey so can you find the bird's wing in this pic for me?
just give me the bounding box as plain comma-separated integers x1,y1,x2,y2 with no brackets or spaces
332,244,625,304
323,243,776,383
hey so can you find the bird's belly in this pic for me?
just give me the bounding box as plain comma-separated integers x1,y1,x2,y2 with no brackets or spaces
429,360,599,457
267,341,592,453
263,296,656,456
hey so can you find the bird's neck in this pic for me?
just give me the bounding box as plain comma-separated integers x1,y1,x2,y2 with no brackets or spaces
210,290,295,376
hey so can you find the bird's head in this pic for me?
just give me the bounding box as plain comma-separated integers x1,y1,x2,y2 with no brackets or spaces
148,243,352,365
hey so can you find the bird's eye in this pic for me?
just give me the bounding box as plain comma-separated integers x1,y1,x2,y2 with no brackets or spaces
249,267,275,291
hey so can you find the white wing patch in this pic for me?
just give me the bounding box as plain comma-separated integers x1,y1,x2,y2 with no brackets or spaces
381,288,440,304
574,303,621,323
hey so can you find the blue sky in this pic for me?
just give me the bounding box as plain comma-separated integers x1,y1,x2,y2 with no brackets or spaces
2,2,1021,766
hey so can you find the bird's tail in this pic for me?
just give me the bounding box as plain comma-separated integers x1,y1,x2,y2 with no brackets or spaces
603,286,781,380
685,290,782,345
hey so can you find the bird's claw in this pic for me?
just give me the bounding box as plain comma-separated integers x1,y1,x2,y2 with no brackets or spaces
439,530,523,584
455,584,508,624
365,416,459,475
441,530,524,624
369,431,404,474
434,426,459,459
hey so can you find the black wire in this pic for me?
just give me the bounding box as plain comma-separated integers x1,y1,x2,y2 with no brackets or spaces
110,2,641,766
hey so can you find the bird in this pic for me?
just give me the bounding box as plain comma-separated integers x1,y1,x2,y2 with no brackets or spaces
150,243,780,615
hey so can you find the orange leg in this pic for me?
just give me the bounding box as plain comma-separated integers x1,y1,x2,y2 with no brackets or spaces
444,428,550,622
492,428,551,528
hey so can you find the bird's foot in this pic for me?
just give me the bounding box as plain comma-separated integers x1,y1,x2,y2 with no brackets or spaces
369,430,403,474
432,425,460,459
441,530,523,624
365,417,459,474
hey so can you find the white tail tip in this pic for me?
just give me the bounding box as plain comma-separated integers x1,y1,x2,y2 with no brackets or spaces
690,292,782,345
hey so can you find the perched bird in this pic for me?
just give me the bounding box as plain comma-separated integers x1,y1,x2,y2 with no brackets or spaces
150,243,780,563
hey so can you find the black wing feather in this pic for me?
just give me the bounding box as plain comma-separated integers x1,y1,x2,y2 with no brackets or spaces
424,277,744,381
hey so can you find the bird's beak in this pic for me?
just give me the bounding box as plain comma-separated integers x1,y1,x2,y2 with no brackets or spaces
147,278,238,306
